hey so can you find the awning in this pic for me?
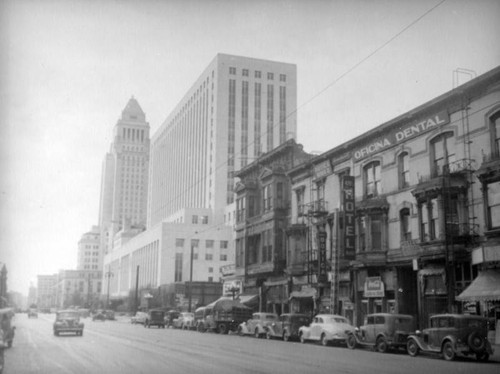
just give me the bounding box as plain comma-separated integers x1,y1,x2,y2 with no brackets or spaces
456,269,500,302
237,294,259,307
289,288,317,299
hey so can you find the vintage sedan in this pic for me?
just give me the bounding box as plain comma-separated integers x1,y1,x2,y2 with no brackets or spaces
299,314,355,346
407,314,493,361
346,313,414,353
131,311,148,325
145,309,166,328
173,312,195,330
265,313,311,341
238,313,279,338
53,310,84,336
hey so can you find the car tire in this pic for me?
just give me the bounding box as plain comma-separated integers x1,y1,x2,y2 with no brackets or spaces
219,324,227,335
237,326,243,336
376,337,388,353
266,331,272,340
468,331,486,353
283,331,290,342
346,334,356,349
254,328,260,339
407,339,419,357
442,341,456,361
321,334,329,347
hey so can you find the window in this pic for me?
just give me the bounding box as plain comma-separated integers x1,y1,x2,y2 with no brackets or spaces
371,214,382,250
267,72,274,80
206,240,214,249
208,267,213,273
242,69,249,77
420,199,438,241
191,239,199,248
296,188,305,216
201,215,208,224
487,181,500,229
208,277,213,282
490,112,500,157
431,132,455,176
205,254,213,261
255,70,261,78
192,215,198,224
398,152,410,188
175,238,185,247
229,67,236,75
220,254,227,261
220,240,228,249
175,253,183,282
263,184,273,212
276,182,284,208
400,208,411,241
280,74,286,82
236,197,246,222
364,162,381,197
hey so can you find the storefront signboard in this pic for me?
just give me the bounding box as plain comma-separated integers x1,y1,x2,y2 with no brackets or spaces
364,276,385,298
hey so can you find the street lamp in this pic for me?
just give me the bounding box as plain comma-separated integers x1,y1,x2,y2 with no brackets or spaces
105,271,114,309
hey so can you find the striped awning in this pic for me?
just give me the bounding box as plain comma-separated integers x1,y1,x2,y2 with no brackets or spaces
456,269,500,302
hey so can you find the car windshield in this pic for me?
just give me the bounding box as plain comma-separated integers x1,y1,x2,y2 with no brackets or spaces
265,315,278,320
294,317,310,324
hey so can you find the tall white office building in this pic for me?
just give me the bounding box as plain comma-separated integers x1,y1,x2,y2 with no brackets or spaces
147,54,297,227
98,97,150,255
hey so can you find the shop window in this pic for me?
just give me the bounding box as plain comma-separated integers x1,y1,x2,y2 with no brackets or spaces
364,161,381,198
431,132,455,176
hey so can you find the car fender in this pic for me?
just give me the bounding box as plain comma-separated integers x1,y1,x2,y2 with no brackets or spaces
299,326,311,339
238,322,251,335
257,324,267,334
440,335,458,352
407,335,428,351
266,325,277,336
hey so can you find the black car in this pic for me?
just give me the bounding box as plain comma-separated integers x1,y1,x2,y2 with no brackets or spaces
92,312,106,321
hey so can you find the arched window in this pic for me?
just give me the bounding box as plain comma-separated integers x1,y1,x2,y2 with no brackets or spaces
430,132,455,176
364,161,381,198
400,208,411,241
398,152,410,189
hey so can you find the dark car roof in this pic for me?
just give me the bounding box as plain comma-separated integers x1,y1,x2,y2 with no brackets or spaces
367,313,413,319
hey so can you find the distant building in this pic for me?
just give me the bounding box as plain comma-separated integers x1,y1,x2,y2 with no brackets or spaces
0,264,7,307
98,97,150,256
77,226,101,270
37,274,58,309
27,283,37,307
54,269,102,309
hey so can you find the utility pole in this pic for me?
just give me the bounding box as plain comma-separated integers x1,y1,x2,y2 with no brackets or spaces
188,244,194,312
105,271,114,309
134,265,140,313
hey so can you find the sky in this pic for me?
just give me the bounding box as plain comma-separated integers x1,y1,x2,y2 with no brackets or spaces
0,0,499,295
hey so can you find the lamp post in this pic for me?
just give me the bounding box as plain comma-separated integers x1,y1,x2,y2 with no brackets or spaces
105,271,114,309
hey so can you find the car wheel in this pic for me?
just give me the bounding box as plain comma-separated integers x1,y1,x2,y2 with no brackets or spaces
219,323,227,335
283,331,290,342
237,326,243,336
468,331,486,353
407,339,419,357
346,334,356,349
442,341,456,361
299,332,306,344
254,328,260,339
266,331,272,340
321,334,329,347
376,337,388,353
476,352,489,362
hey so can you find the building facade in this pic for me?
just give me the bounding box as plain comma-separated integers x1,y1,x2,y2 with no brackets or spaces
287,65,500,327
37,274,58,310
98,97,150,256
54,269,102,309
77,226,101,270
233,139,313,314
147,54,297,227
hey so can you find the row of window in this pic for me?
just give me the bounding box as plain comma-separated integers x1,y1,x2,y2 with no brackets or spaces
229,67,286,82
175,238,229,249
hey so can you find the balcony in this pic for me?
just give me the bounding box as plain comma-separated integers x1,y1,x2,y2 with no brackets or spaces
304,200,328,217
476,152,500,183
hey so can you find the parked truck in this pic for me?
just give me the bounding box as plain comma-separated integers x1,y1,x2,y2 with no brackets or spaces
195,298,252,334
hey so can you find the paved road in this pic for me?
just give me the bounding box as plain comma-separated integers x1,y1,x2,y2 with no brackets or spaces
3,313,499,374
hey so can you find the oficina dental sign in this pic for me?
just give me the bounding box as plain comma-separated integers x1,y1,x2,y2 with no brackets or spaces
353,111,450,161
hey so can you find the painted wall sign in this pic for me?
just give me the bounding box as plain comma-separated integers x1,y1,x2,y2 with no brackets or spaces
364,276,385,298
341,175,356,260
314,160,332,179
317,231,328,283
353,111,450,161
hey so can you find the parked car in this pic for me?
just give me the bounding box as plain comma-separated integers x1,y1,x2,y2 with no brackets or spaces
27,308,38,318
238,312,279,338
265,313,311,341
53,310,84,336
131,311,148,325
104,310,115,320
346,313,414,353
164,310,180,328
78,309,90,318
194,306,213,332
92,311,106,321
145,309,166,328
173,312,195,330
406,314,493,361
299,314,355,346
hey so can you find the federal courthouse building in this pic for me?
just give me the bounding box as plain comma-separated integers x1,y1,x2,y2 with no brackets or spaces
102,54,298,306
